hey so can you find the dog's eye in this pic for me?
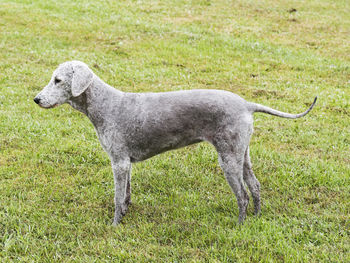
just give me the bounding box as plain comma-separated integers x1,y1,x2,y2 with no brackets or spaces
54,78,62,84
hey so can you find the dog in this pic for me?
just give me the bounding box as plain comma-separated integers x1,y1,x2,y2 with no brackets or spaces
34,61,317,225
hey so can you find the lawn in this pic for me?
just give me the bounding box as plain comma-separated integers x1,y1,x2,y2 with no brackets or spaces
0,0,349,262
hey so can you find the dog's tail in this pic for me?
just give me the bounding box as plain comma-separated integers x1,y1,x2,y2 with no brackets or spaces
247,96,317,119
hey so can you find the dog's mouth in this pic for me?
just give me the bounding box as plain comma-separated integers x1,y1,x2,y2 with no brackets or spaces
38,103,59,109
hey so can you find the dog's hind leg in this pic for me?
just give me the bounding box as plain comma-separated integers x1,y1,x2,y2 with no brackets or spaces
243,146,261,216
214,130,250,224
218,151,249,224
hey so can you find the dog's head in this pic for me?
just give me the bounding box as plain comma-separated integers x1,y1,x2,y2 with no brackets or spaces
34,61,94,108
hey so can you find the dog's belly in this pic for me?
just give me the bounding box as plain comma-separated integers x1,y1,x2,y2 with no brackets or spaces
129,137,203,162
126,119,207,162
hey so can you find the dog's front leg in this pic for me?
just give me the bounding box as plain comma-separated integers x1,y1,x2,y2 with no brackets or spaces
111,158,132,226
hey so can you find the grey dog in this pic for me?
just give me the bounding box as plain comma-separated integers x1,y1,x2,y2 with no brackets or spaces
34,61,317,225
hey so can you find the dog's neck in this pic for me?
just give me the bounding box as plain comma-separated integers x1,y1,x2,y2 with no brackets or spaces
68,91,87,114
68,76,124,130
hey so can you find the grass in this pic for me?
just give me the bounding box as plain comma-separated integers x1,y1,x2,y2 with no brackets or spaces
0,0,349,261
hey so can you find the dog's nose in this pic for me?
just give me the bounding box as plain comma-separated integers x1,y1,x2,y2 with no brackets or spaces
34,97,41,104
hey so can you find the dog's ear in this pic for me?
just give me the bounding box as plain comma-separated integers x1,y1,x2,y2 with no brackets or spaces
71,62,94,97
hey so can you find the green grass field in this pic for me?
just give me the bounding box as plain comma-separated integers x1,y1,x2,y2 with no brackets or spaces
0,0,349,261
